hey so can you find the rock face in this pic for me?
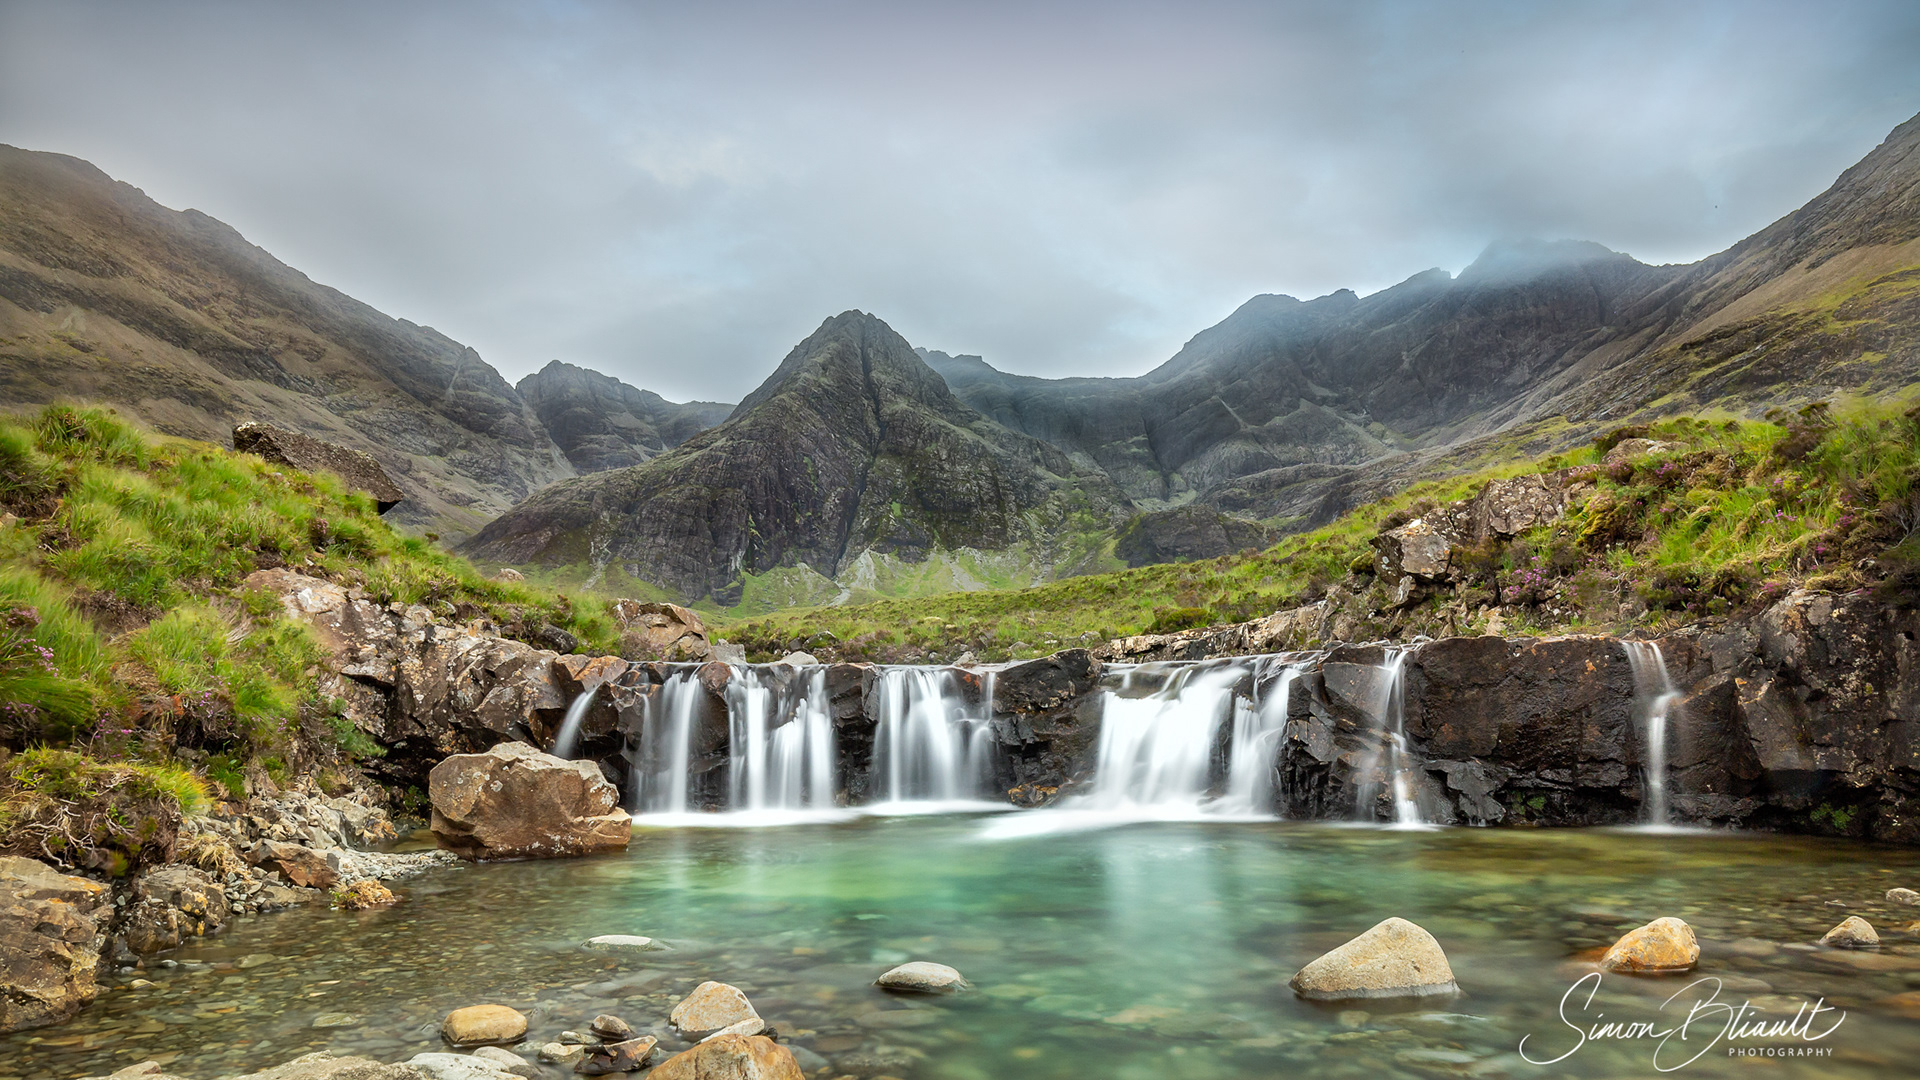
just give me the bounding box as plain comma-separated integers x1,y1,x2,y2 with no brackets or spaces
0,855,110,1032
669,981,760,1037
517,360,732,474
1601,918,1699,973
1114,505,1278,567
462,311,1128,604
428,743,631,860
122,864,229,955
1821,916,1879,948
646,1035,803,1080
1372,519,1453,583
0,145,577,541
441,1004,528,1047
233,422,406,513
874,962,971,994
1288,917,1458,1000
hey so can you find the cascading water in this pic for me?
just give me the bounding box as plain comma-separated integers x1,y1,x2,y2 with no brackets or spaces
727,666,836,812
870,666,998,806
631,668,702,814
1623,640,1682,827
551,684,597,760
1355,647,1424,827
1220,663,1297,816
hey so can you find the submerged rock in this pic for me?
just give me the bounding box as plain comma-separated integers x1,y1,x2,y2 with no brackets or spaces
406,1053,520,1080
1290,917,1458,1000
1601,917,1699,973
429,742,631,860
590,1014,633,1039
471,1047,534,1078
334,880,398,910
874,961,972,994
1821,916,1880,948
1889,887,1920,906
441,1004,528,1047
646,1034,804,1080
670,980,760,1037
0,855,110,1033
582,934,667,952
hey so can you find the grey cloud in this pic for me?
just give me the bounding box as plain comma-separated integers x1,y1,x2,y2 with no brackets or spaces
2,0,1917,401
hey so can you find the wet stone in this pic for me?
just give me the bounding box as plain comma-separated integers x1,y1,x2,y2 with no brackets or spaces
1821,916,1880,949
591,1015,632,1040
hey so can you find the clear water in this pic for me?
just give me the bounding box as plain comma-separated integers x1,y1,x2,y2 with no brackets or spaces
7,819,1920,1080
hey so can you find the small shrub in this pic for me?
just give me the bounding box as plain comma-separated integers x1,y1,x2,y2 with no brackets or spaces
0,748,205,876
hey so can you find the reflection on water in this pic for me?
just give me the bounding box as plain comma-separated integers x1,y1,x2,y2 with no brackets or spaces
5,821,1919,1079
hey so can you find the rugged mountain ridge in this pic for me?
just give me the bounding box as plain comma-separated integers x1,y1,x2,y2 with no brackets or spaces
462,311,1128,603
928,113,1920,529
516,360,732,473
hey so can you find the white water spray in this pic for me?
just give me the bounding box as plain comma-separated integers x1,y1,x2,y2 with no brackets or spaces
1356,648,1423,826
871,667,997,805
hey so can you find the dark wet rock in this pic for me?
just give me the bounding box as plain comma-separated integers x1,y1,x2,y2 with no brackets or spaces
233,422,406,513
428,743,631,860
994,649,1102,714
1289,917,1458,1000
0,855,110,1032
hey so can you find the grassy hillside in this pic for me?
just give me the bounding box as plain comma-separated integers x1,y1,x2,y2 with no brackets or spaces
0,405,622,869
728,401,1920,662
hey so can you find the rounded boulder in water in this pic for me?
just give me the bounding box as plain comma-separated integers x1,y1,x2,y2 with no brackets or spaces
874,961,972,994
1289,917,1457,1000
670,980,760,1037
582,934,668,952
1888,887,1920,906
591,1014,633,1039
1821,915,1880,949
440,1003,528,1046
1600,917,1699,973
647,1034,804,1080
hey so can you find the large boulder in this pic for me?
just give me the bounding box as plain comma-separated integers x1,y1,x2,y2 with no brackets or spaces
0,855,110,1032
1601,917,1699,973
646,1035,803,1080
1289,917,1458,1000
613,601,712,662
233,422,406,513
1469,473,1566,540
122,864,230,955
669,981,760,1037
429,743,631,860
1371,519,1453,583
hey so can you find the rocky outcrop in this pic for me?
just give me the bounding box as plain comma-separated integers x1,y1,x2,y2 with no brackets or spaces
462,311,1129,603
517,360,731,474
613,600,712,662
232,422,406,513
428,743,631,860
0,855,110,1032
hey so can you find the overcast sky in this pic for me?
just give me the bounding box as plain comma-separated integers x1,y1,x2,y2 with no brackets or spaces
4,1,1919,402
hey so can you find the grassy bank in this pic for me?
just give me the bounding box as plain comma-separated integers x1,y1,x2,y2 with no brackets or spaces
728,403,1920,661
0,405,625,867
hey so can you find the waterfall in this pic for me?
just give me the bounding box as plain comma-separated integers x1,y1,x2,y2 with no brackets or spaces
870,666,997,806
632,668,702,814
1081,662,1244,812
1356,648,1423,827
1623,641,1682,827
1220,663,1296,815
728,666,836,812
551,684,597,760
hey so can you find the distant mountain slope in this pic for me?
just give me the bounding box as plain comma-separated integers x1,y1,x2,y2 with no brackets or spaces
0,144,575,539
927,111,1920,528
517,360,732,473
462,312,1128,603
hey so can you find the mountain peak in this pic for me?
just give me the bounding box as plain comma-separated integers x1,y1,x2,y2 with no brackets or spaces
1458,238,1632,285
